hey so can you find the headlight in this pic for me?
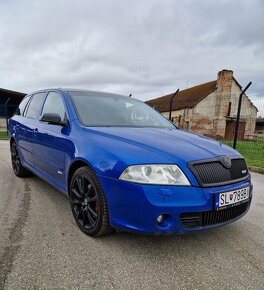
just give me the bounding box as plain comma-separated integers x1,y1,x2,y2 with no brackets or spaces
119,164,190,185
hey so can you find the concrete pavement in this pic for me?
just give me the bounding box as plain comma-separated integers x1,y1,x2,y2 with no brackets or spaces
0,140,263,289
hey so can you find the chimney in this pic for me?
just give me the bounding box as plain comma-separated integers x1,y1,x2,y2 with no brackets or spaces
217,69,233,94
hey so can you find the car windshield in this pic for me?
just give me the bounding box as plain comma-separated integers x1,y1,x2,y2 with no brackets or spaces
69,91,175,128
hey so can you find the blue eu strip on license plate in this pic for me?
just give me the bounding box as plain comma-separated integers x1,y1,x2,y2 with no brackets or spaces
216,187,249,209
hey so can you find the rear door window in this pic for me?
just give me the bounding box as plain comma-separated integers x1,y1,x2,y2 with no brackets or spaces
25,92,47,119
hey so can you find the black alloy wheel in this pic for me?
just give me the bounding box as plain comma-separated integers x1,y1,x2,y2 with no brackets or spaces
10,141,30,177
69,166,112,237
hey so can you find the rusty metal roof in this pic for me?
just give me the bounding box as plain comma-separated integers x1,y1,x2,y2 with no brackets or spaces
146,80,217,112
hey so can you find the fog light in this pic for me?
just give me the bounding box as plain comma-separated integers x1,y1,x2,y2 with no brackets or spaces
156,214,165,224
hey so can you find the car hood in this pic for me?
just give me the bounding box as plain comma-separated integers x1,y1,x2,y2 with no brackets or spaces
85,127,240,165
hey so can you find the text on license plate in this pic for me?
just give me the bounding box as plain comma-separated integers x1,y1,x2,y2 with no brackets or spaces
216,187,249,208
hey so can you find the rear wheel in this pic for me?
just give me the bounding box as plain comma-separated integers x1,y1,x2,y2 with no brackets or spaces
10,141,31,177
69,166,113,237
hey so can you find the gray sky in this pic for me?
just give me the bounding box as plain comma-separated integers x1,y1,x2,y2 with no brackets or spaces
0,0,264,101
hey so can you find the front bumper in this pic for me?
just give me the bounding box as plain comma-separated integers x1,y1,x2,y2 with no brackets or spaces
98,175,253,234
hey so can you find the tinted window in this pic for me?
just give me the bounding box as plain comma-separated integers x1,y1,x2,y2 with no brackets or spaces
69,91,174,128
41,92,66,121
25,92,47,119
14,95,31,116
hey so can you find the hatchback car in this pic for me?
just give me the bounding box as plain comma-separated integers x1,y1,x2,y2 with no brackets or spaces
8,89,252,236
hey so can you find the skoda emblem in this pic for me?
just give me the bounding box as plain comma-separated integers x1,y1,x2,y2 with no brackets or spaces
222,156,232,169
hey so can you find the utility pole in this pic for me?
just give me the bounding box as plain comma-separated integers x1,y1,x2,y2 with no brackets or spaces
169,89,179,121
233,82,252,149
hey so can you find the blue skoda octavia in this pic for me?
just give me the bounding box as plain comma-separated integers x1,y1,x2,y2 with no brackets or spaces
8,89,252,236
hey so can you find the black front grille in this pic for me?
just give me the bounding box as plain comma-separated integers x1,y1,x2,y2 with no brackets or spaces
188,157,249,187
181,201,250,229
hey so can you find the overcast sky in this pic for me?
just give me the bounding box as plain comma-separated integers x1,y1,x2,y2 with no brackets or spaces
0,0,263,101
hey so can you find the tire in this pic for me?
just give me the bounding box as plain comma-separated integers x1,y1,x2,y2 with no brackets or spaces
69,166,113,237
10,141,31,178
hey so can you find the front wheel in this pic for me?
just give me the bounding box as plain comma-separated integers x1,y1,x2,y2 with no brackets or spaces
69,166,113,237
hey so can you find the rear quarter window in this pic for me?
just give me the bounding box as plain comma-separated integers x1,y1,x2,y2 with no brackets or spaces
14,95,31,116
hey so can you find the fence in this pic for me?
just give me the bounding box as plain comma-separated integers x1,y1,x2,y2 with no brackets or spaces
171,93,264,168
222,95,264,169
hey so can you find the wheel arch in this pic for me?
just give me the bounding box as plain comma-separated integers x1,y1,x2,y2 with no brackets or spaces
67,159,96,195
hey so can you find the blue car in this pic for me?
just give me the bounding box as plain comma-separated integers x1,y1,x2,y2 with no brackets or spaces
8,89,252,236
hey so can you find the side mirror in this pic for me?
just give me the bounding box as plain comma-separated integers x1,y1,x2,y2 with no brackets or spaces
40,113,66,126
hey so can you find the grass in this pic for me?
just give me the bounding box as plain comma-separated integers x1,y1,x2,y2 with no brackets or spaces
0,131,9,140
222,137,264,168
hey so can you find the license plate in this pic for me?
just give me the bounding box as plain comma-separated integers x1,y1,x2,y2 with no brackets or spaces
215,187,249,209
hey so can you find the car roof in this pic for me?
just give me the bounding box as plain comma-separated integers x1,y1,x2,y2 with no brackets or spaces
63,89,134,99
29,88,130,99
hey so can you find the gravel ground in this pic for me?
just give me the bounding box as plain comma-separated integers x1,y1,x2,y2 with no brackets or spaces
0,140,263,290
